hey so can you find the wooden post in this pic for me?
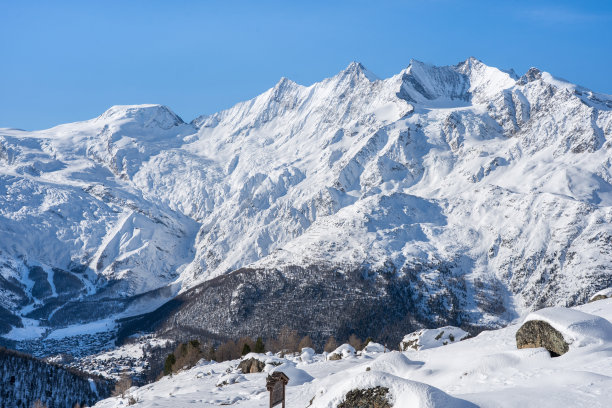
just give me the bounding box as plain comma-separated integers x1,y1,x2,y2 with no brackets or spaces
266,372,289,408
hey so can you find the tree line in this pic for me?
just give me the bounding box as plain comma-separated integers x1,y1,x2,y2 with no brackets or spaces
160,327,377,377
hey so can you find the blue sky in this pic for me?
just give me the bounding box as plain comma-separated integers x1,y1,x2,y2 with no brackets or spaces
1,0,611,130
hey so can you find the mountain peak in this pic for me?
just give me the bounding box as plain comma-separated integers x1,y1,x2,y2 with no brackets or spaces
341,61,378,82
518,67,543,85
97,104,185,129
457,56,486,71
455,57,518,80
346,61,365,71
407,58,428,69
273,76,299,90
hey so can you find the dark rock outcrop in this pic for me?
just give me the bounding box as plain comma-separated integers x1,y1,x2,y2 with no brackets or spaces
516,320,569,357
338,386,391,408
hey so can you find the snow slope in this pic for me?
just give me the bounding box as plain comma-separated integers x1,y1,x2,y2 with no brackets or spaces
94,299,612,407
1,57,612,351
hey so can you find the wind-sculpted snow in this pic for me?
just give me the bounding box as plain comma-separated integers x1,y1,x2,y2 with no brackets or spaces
1,58,612,353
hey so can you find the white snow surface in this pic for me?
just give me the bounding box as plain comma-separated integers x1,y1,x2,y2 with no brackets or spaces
45,318,116,340
401,326,470,351
328,343,356,359
363,342,390,353
1,57,612,337
94,299,612,407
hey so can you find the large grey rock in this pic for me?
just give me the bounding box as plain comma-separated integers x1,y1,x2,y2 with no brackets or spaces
237,357,265,374
515,320,569,357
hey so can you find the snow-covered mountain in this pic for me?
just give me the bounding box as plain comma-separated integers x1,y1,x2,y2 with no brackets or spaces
1,58,611,353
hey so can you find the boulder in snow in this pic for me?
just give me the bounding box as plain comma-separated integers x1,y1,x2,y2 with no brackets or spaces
328,344,356,360
516,320,569,357
589,288,612,303
400,326,470,351
337,386,391,408
516,307,612,356
238,353,286,374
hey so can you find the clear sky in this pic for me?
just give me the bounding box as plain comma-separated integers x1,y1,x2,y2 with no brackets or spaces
1,0,611,130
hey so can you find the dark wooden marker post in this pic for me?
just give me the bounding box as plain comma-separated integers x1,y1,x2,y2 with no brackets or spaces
266,372,289,408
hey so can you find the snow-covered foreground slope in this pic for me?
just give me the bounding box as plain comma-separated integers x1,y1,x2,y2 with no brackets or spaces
95,299,612,408
1,57,612,353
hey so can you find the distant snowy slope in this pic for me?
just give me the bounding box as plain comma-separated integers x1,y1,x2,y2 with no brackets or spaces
0,106,199,350
1,58,612,353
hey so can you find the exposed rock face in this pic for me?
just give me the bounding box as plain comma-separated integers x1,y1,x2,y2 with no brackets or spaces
516,320,569,357
237,357,265,374
338,386,391,408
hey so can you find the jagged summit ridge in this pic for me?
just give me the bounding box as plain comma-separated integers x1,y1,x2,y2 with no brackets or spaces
342,61,379,82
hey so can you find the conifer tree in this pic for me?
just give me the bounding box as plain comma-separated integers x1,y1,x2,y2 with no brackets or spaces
254,337,265,353
163,354,176,376
241,343,251,356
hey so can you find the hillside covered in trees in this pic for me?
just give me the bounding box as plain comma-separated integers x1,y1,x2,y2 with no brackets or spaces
0,347,113,408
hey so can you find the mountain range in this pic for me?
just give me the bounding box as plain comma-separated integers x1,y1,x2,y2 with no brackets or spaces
1,57,611,354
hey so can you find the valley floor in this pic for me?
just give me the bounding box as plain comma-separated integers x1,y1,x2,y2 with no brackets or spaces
94,299,612,407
